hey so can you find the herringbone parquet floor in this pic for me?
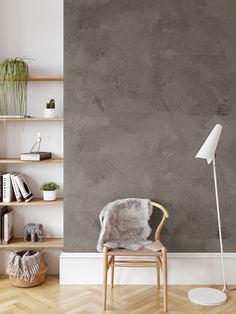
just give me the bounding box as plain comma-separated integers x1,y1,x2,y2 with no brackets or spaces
0,276,236,314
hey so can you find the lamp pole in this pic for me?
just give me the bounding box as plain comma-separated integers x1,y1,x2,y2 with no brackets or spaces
212,155,226,291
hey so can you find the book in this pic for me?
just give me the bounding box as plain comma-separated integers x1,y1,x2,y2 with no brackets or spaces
11,173,24,202
0,173,3,202
14,174,33,202
0,206,8,244
3,208,13,244
20,152,52,161
2,173,14,203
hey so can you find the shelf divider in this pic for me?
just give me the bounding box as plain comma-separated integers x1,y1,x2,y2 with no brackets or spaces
0,238,64,249
0,198,63,206
5,75,64,81
28,75,64,81
0,117,63,122
0,158,63,164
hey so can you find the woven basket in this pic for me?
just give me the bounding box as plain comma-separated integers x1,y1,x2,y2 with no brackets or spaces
8,250,48,288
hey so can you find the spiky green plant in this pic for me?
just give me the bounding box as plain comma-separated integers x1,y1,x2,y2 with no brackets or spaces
40,182,60,191
0,58,28,116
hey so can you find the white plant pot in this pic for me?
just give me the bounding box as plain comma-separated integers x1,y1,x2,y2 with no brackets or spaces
44,108,57,118
43,190,57,201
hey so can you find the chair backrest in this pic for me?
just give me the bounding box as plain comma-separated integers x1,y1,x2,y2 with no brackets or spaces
150,201,169,241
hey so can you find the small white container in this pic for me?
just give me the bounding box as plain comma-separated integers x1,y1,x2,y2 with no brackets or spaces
44,108,57,118
43,190,57,201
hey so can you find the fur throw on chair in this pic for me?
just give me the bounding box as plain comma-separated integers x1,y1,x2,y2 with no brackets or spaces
97,198,153,252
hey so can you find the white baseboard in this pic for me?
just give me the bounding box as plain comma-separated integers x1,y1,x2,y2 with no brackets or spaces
60,252,236,285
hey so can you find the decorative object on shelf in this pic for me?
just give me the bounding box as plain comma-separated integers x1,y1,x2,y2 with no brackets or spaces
21,132,52,161
14,173,33,202
44,98,57,118
11,173,24,202
1,172,34,203
24,223,44,242
21,151,52,161
30,131,41,151
40,182,59,201
0,58,28,117
6,250,48,287
188,124,227,306
2,173,15,202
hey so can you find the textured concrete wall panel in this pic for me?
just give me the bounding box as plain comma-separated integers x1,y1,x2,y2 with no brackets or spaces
65,0,236,252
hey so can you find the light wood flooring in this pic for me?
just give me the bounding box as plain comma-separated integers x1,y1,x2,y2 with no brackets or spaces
0,276,236,314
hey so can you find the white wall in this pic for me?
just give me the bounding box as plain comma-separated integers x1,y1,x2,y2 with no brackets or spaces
0,0,63,74
0,0,63,274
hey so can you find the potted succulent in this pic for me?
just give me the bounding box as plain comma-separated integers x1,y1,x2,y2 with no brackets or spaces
0,58,28,117
40,182,59,201
44,98,57,118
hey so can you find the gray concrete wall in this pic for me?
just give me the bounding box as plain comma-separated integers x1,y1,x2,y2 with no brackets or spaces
64,0,236,252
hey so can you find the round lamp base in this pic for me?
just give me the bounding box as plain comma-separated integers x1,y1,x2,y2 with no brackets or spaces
188,287,227,306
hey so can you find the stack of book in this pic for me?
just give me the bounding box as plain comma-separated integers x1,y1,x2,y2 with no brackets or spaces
0,173,33,203
21,152,52,161
0,206,13,244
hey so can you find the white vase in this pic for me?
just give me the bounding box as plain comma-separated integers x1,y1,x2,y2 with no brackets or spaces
44,108,57,118
43,190,57,201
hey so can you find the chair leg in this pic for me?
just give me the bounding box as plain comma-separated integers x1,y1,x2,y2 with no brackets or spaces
103,247,108,310
162,247,168,312
111,256,115,288
156,257,160,289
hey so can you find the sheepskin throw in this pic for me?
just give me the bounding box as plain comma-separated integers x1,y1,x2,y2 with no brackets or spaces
97,198,153,252
6,250,41,282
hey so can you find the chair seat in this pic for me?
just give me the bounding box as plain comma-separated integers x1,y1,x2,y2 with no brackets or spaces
107,240,164,256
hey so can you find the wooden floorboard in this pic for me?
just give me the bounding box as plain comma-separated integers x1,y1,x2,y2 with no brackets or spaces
0,276,236,313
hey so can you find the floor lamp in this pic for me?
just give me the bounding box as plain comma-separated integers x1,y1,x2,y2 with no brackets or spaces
188,124,227,306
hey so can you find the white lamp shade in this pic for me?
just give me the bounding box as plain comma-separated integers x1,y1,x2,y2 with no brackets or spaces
195,124,223,164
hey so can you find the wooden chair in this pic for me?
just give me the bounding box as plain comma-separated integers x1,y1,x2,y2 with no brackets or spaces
103,201,169,312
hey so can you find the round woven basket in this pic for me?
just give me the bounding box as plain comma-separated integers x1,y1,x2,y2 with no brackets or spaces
8,251,48,288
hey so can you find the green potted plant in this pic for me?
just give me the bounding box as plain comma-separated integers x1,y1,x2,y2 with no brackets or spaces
0,57,28,117
40,182,59,201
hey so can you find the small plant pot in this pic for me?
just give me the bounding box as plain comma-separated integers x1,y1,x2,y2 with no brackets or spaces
43,190,57,201
44,108,57,118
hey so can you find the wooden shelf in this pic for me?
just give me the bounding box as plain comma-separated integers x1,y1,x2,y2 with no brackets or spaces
28,75,64,81
0,238,64,249
0,117,63,122
7,75,64,81
0,198,63,206
0,158,63,164
5,76,63,81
